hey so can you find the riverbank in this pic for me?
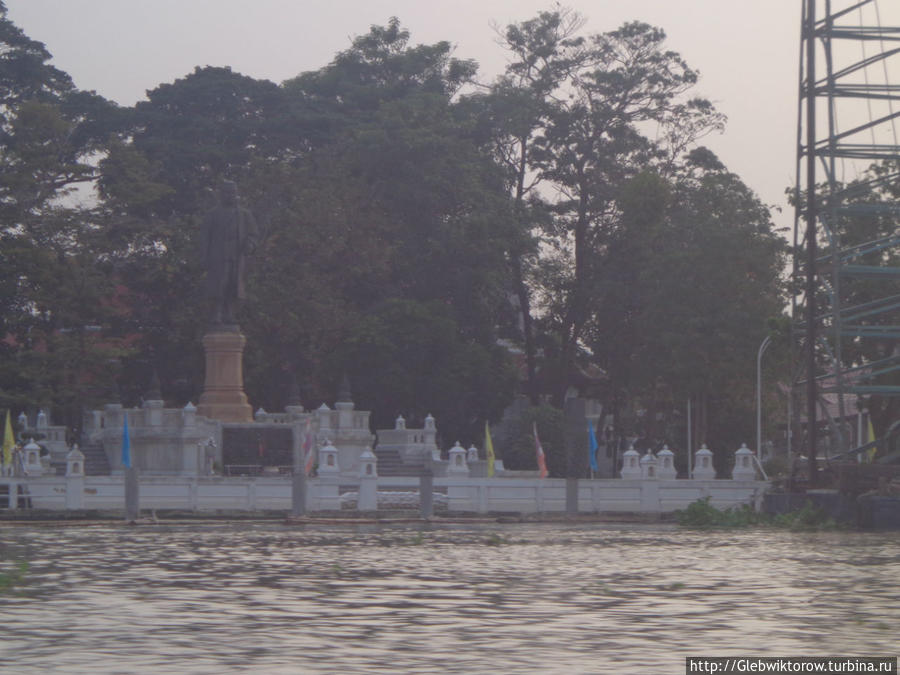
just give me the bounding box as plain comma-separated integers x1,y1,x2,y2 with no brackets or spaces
0,507,673,526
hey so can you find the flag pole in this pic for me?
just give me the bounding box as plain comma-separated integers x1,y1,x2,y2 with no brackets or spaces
122,412,139,522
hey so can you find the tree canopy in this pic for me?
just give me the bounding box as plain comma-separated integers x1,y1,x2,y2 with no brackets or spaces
0,6,796,459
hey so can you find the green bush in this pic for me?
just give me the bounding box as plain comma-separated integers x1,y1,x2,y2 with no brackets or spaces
676,497,842,531
771,501,840,531
675,496,762,528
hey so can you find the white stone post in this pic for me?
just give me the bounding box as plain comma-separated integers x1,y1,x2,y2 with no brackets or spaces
144,398,164,426
657,445,677,479
65,445,85,509
693,444,716,479
318,440,340,476
316,404,333,444
620,445,641,479
181,402,200,476
732,443,757,481
23,438,43,476
423,414,440,461
357,447,378,511
395,414,406,430
466,445,479,463
336,399,354,431
183,402,197,427
639,450,658,479
316,440,341,510
447,441,469,477
36,409,47,429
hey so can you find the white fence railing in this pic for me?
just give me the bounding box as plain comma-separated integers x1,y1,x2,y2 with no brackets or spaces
1,475,766,514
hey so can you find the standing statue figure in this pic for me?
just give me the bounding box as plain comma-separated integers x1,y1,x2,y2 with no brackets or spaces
203,181,257,327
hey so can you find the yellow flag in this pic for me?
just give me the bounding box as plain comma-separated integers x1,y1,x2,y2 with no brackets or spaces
485,420,495,478
2,410,14,467
866,418,877,463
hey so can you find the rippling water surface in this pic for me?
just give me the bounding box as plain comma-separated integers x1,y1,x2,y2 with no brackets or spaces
1,521,899,674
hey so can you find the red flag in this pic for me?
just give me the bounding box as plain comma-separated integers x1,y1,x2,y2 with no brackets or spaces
533,422,548,479
258,437,265,458
303,418,315,475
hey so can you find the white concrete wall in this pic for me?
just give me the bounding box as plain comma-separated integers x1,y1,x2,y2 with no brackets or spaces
5,476,767,514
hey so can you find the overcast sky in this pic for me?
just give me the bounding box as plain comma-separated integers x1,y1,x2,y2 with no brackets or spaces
6,1,900,230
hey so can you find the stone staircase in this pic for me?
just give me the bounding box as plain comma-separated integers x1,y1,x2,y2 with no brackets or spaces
81,441,111,475
373,447,426,476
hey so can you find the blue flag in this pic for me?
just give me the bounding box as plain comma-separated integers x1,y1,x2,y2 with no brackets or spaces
588,420,599,472
121,413,131,469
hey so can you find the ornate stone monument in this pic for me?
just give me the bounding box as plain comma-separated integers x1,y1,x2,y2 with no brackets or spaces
197,181,257,423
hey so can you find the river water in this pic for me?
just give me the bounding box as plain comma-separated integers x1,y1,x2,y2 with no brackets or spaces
1,521,898,674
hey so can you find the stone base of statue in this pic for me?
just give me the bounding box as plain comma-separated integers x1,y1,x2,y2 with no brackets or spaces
197,329,253,423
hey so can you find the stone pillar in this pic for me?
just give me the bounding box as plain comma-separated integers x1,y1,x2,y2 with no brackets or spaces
180,403,202,476
124,466,139,521
358,447,378,511
316,440,341,510
197,330,252,423
291,424,307,517
424,414,440,461
732,443,757,481
657,445,677,479
143,399,164,427
640,450,658,479
65,445,85,509
336,400,354,431
694,444,716,479
420,453,434,519
620,445,641,479
316,404,333,444
23,439,43,476
182,402,197,427
447,441,469,477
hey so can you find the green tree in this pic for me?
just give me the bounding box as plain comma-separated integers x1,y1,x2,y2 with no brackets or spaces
332,299,516,444
469,8,589,402
0,3,123,425
483,10,726,406
586,152,786,456
95,19,519,443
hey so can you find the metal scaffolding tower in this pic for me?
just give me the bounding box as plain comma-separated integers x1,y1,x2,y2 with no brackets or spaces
794,0,900,484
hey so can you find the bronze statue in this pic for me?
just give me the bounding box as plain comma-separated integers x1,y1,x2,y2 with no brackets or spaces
203,181,257,327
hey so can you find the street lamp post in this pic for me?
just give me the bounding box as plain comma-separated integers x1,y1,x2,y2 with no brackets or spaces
756,335,772,463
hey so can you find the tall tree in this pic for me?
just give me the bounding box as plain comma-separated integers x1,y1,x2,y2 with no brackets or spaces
96,19,518,442
0,2,122,425
485,10,725,405
472,8,589,402
586,150,786,456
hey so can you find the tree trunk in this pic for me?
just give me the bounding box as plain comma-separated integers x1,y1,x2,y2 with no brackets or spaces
555,180,590,407
512,135,539,405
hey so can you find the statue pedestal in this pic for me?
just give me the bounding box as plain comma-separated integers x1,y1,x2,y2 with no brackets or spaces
197,330,252,423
